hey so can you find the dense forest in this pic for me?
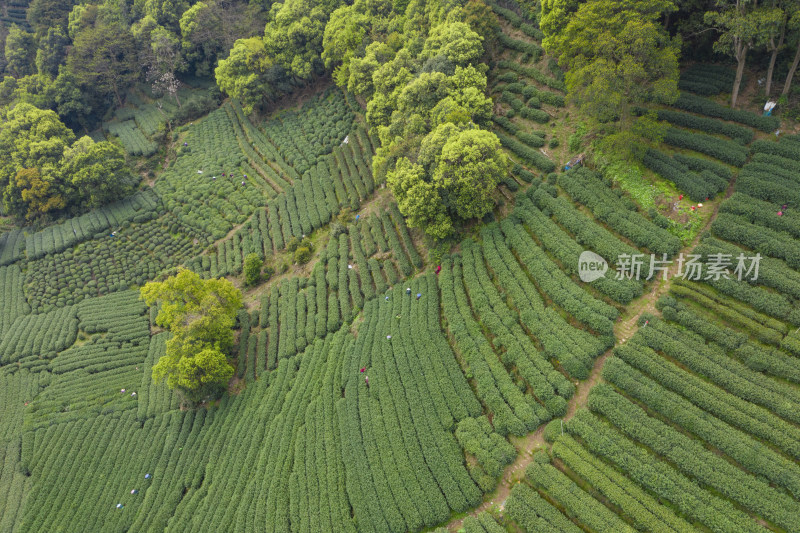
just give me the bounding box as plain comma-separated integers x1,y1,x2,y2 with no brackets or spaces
1,0,799,231
2,0,800,532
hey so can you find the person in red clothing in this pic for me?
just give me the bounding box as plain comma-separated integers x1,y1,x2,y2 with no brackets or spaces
360,367,365,373
435,265,441,275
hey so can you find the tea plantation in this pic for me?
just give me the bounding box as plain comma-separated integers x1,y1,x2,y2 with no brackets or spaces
2,2,800,533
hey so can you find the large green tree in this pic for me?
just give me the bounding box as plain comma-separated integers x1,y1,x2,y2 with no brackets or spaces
67,22,138,106
140,269,243,403
388,124,508,238
263,0,341,81
705,0,784,107
179,1,224,76
35,26,69,78
782,3,800,94
0,103,136,221
4,25,36,78
0,103,74,192
544,0,681,124
27,0,79,35
61,136,137,208
215,36,289,113
6,167,65,222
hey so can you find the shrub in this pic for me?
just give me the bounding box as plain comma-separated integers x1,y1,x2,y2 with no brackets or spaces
286,236,300,253
294,246,311,264
673,93,779,132
663,127,747,167
243,253,262,286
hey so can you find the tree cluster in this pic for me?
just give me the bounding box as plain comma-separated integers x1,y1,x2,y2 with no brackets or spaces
0,0,265,130
0,103,136,223
214,0,511,238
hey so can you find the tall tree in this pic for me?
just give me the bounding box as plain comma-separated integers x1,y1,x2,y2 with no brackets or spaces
61,137,136,208
763,0,798,96
705,0,783,107
215,36,289,113
67,23,138,107
27,0,79,35
262,0,342,81
50,68,93,131
322,4,370,86
179,1,224,76
388,124,508,239
4,25,37,78
6,168,65,223
544,0,681,124
0,103,136,219
35,26,69,78
140,269,242,403
0,103,74,193
143,0,190,30
781,4,800,94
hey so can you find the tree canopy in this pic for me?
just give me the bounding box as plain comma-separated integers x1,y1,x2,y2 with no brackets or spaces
0,103,136,222
140,268,243,403
544,0,680,124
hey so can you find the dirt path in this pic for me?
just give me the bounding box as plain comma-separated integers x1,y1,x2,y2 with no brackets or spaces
446,177,733,531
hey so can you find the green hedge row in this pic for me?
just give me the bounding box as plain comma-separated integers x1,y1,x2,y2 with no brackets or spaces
24,215,202,313
637,319,800,424
506,482,582,533
603,355,800,499
497,60,567,92
480,230,608,378
525,457,636,533
500,91,549,122
566,409,760,532
500,218,618,333
673,93,779,132
672,278,791,338
678,63,736,96
515,196,642,303
720,192,800,239
712,212,800,269
615,337,800,461
663,127,748,166
440,257,537,436
643,149,726,201
672,152,732,180
529,186,654,278
462,239,573,412
24,189,161,261
656,294,747,350
497,33,542,61
654,108,753,143
558,168,681,256
492,115,546,147
552,434,694,532
0,305,78,364
495,132,556,172
587,382,800,530
455,416,516,478
261,87,355,175
736,168,800,208
0,228,25,266
0,264,30,336
498,81,565,107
